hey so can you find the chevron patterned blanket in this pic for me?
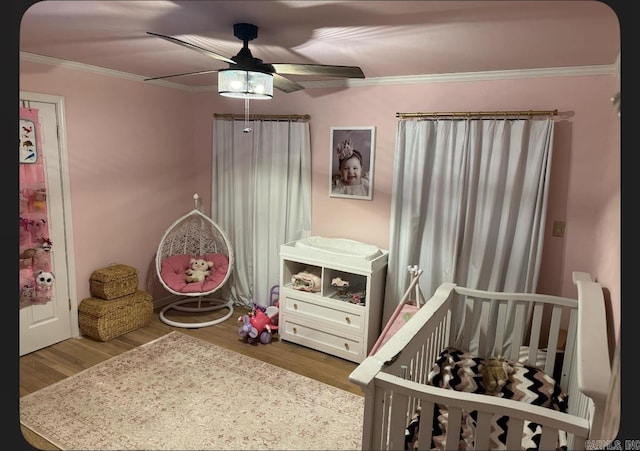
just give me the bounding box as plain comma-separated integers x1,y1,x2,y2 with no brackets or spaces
425,347,568,451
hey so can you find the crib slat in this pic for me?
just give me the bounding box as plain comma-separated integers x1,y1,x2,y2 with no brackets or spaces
417,401,434,451
438,314,448,353
470,298,492,355
494,300,507,356
371,387,389,450
448,291,460,349
539,426,560,450
389,391,410,451
459,298,480,352
527,303,544,365
505,417,525,451
444,405,463,451
473,410,492,450
509,302,526,360
561,308,578,392
570,434,587,450
545,304,563,375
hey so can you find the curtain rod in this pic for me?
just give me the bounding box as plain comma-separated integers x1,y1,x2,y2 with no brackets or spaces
214,113,310,122
396,109,558,119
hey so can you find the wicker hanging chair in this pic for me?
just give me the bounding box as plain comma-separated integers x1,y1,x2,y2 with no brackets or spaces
155,193,234,328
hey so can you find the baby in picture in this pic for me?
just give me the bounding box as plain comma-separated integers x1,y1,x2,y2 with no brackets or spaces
332,140,369,197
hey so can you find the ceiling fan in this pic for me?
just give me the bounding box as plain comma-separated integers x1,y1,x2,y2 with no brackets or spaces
144,23,365,93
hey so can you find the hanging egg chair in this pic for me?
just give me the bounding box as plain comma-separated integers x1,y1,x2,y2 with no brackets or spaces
155,193,234,328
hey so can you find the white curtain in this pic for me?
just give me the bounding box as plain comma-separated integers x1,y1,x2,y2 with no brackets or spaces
385,118,554,352
212,118,312,308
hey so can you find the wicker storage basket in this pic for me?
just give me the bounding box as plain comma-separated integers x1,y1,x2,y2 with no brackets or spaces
78,290,153,341
90,264,138,300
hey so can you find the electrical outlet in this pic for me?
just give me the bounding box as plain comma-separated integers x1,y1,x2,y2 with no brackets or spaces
552,220,565,237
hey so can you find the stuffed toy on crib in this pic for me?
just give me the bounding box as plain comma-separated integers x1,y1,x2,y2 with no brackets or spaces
479,355,515,395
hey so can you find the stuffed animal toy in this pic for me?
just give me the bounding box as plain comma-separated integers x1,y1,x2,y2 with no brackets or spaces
31,217,47,242
31,187,47,211
185,258,214,283
20,270,36,306
40,237,53,252
20,248,37,269
32,247,52,272
237,304,279,344
19,190,29,214
19,217,34,244
34,270,55,303
479,355,515,395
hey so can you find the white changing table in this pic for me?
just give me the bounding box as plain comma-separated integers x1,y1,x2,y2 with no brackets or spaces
279,237,388,363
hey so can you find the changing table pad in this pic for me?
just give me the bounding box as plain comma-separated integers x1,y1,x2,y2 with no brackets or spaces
294,236,382,260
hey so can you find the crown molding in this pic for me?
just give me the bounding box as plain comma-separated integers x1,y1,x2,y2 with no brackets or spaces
20,52,193,91
20,51,619,92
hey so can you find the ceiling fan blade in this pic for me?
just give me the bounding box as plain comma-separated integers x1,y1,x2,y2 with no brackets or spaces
147,32,235,65
272,74,305,93
143,69,218,82
271,63,365,79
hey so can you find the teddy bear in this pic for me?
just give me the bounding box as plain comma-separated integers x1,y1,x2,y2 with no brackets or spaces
34,270,55,303
185,258,214,283
479,355,514,395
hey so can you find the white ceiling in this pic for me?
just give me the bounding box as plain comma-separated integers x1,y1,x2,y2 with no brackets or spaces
19,1,620,92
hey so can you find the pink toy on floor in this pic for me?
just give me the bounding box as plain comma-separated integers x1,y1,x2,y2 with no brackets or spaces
238,304,279,344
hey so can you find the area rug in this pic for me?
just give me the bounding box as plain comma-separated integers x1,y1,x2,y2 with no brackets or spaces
20,331,364,450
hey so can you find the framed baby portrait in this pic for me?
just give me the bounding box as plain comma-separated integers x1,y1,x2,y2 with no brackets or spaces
329,126,375,200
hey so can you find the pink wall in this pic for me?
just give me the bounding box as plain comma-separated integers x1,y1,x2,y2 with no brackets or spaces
21,61,200,302
21,60,621,344
194,76,621,342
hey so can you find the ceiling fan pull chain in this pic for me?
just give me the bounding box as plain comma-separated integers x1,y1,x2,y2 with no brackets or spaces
243,98,252,133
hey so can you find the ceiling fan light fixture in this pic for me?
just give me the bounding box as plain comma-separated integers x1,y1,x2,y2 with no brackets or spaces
218,69,273,99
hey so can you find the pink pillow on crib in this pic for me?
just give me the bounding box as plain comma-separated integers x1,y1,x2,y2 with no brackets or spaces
160,253,229,294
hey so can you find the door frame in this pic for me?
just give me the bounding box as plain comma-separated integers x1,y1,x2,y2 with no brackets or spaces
20,91,79,341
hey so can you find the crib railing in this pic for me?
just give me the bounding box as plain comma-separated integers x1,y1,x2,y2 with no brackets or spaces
448,286,578,392
349,273,611,450
368,373,590,450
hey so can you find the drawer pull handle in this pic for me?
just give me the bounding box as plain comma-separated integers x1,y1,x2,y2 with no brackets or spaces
293,303,298,310
345,316,351,324
293,327,297,334
344,343,350,350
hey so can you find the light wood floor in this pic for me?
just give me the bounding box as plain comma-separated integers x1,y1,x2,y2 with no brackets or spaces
19,305,361,450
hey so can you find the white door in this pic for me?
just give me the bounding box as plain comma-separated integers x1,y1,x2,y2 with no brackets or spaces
19,92,78,356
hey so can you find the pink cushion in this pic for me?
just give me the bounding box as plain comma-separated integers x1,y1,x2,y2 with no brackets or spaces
160,253,229,294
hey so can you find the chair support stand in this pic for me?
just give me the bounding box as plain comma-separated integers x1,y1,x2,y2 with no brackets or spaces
159,296,234,329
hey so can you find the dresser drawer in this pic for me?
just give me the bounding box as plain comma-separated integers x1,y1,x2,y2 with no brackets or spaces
282,293,364,333
281,316,364,362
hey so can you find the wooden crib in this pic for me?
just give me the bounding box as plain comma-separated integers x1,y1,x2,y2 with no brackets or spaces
349,272,611,450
